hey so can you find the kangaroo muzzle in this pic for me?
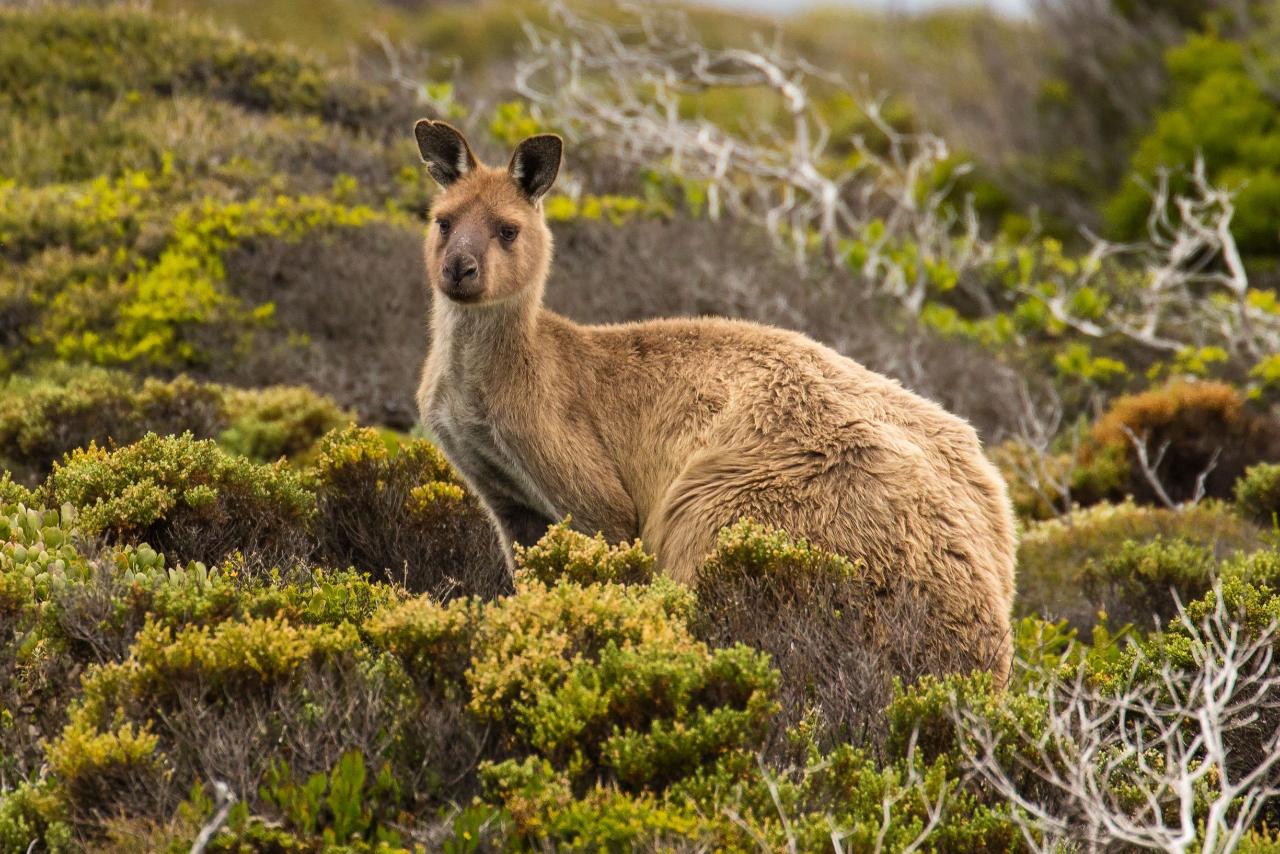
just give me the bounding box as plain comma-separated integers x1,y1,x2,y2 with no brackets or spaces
442,252,483,302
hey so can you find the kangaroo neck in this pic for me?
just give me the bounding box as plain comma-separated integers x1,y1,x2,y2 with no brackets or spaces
430,287,544,385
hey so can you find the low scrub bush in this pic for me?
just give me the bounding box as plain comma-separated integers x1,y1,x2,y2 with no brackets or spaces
1076,381,1280,507
0,472,31,507
1,502,89,782
0,781,72,854
0,365,356,484
1081,536,1218,627
312,426,507,598
0,7,402,154
218,384,352,462
982,580,1280,847
1107,27,1280,258
14,502,1280,849
694,520,1015,753
43,432,314,567
1236,462,1280,528
1016,499,1265,627
47,614,381,822
0,366,224,483
513,520,655,587
371,531,782,845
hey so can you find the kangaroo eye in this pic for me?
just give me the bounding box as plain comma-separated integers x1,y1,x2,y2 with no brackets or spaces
499,224,519,243
436,218,451,235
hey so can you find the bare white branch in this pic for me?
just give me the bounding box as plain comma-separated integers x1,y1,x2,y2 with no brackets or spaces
512,4,1280,365
954,588,1280,853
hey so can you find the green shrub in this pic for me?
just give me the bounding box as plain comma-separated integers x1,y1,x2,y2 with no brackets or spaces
474,588,776,786
695,519,1016,753
1239,828,1280,854
1016,499,1265,627
1107,28,1280,258
0,366,225,483
514,520,655,587
1081,536,1220,627
44,432,314,566
219,384,352,462
373,529,780,841
471,575,777,837
47,613,374,821
367,595,475,692
0,781,73,854
1222,548,1280,591
258,750,404,847
0,472,31,507
0,365,359,481
886,670,1048,773
665,742,1018,853
44,718,165,818
0,7,399,148
0,502,90,781
1236,462,1280,528
695,520,887,751
312,426,507,598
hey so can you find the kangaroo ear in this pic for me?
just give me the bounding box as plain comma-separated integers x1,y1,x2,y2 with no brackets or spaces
508,134,562,203
414,120,477,188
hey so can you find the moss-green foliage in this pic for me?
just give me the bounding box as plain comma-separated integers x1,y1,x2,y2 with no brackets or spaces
1015,499,1265,627
312,426,507,597
0,6,401,184
1090,575,1280,689
373,543,777,819
0,365,355,485
0,473,32,507
0,5,429,402
0,780,72,854
1107,26,1280,257
9,475,1280,849
514,519,656,586
1081,536,1220,627
44,432,314,566
694,520,908,749
1236,462,1280,528
219,384,352,463
0,365,225,483
4,171,387,372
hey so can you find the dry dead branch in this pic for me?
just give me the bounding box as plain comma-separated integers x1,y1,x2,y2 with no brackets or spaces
513,3,1280,366
954,588,1280,853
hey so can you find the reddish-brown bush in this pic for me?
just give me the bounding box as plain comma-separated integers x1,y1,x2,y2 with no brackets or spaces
1078,381,1280,506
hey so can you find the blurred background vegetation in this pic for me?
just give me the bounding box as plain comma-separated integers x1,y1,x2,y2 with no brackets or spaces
5,0,1280,850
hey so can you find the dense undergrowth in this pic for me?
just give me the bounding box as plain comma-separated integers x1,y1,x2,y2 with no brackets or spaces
5,1,1280,850
3,420,1280,850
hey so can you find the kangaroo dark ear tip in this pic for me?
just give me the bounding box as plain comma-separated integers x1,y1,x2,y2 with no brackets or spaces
415,119,449,139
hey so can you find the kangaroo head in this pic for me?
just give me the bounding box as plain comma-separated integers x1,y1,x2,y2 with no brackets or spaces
415,120,561,306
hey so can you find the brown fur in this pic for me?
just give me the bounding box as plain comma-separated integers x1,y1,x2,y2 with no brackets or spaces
414,122,1018,680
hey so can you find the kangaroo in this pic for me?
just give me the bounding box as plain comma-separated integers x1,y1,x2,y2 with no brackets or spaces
414,121,1017,680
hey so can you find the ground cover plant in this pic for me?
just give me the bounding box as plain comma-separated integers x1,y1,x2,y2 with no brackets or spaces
4,0,1280,850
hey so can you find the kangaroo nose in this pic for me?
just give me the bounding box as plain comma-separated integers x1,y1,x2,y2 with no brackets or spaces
444,254,478,286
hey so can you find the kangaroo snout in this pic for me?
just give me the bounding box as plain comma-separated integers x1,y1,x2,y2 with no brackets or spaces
442,253,482,301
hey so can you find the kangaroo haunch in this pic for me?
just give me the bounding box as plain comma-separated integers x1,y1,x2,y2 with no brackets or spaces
414,120,1018,681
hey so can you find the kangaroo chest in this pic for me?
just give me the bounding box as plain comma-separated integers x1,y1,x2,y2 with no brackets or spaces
425,371,561,521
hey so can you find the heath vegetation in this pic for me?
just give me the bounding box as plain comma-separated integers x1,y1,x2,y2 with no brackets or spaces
4,0,1280,850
